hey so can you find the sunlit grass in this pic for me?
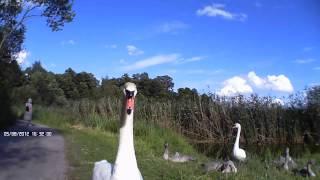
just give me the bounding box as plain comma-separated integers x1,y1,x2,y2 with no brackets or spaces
33,106,320,180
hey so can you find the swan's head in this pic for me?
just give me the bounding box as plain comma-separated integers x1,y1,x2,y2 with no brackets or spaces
123,82,138,115
232,123,241,129
164,142,168,149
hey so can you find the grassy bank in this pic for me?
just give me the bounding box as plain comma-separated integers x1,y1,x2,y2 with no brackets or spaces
33,106,320,180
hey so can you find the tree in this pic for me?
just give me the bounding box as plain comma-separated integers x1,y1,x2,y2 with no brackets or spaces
0,0,75,127
0,59,23,128
24,61,66,105
75,72,99,98
25,61,47,74
0,0,75,58
100,77,122,97
56,68,80,99
154,75,174,91
31,71,66,105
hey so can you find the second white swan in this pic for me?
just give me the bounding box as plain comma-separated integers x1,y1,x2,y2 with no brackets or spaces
232,123,246,162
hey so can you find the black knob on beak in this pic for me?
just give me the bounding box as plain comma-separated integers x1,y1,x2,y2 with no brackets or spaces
125,90,135,98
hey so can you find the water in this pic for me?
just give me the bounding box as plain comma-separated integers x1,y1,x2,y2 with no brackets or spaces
194,143,320,159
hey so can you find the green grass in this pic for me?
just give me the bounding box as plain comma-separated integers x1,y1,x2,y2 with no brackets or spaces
33,106,320,180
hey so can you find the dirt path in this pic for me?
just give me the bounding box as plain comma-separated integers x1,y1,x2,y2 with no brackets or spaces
0,120,67,180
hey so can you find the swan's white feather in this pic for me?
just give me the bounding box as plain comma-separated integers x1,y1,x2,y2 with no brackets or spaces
233,148,246,161
92,160,113,180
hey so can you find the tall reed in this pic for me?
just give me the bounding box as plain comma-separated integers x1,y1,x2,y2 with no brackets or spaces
54,93,311,145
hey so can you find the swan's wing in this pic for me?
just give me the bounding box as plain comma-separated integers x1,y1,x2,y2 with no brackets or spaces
273,156,285,165
92,160,113,180
170,152,182,161
138,169,144,180
237,149,246,161
202,161,223,172
289,159,297,168
174,152,180,157
225,160,237,173
279,156,285,163
186,155,196,161
240,149,246,157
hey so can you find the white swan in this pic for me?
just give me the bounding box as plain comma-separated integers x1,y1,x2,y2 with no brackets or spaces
92,82,143,180
163,143,196,163
232,123,246,161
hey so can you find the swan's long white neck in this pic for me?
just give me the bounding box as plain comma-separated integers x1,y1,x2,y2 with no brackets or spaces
112,95,141,180
115,112,137,164
234,126,241,150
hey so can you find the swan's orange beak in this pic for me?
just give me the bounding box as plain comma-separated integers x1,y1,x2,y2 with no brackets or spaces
126,97,135,115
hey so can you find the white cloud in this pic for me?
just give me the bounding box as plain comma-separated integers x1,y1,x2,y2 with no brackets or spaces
294,58,315,64
273,98,284,105
309,82,320,86
105,44,117,49
196,4,247,21
157,21,189,33
119,59,126,64
177,56,206,64
267,75,294,92
68,40,75,45
255,2,262,7
218,76,253,96
13,50,30,64
126,45,144,56
122,54,180,71
61,40,75,46
248,71,265,87
218,71,294,96
184,56,206,62
49,63,57,68
303,47,313,52
248,71,294,93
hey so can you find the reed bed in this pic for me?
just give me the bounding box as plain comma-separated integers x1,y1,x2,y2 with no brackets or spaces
47,92,314,146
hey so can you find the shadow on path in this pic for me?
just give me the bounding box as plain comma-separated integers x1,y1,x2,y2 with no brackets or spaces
0,120,67,180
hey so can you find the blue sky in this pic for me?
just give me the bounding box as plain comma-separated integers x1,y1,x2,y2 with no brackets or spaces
18,0,320,96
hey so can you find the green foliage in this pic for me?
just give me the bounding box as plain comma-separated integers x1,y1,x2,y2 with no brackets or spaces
0,60,23,127
0,0,75,57
0,0,75,128
30,71,66,105
75,72,99,98
55,68,80,99
34,106,320,180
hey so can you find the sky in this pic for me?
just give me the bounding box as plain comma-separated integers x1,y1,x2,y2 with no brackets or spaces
17,0,320,97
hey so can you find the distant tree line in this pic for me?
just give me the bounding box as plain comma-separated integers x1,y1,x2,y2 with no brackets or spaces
2,60,319,144
10,61,177,105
